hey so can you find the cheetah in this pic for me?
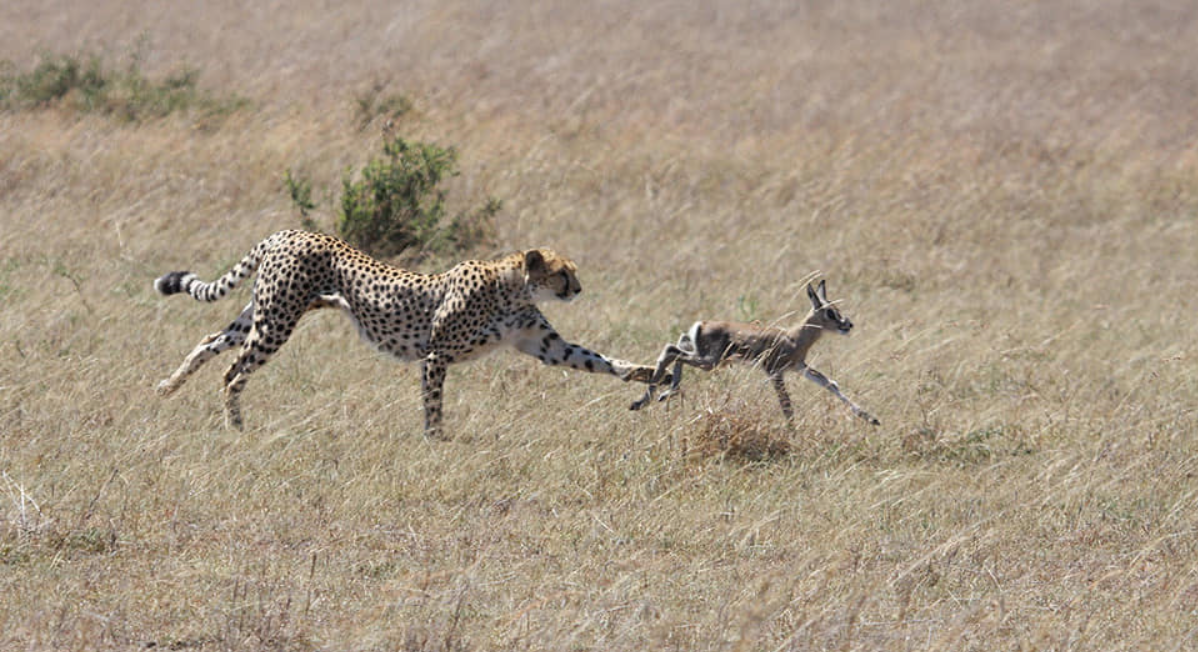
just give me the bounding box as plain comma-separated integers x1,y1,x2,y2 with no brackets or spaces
154,229,655,437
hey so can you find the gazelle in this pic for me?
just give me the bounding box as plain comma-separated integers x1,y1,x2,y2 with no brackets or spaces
630,280,880,425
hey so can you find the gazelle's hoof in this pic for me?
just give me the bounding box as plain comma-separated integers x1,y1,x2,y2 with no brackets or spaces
855,410,880,426
224,412,245,431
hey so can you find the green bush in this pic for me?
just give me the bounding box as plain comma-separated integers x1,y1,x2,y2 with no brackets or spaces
289,136,500,258
284,169,319,232
0,50,247,122
11,54,107,108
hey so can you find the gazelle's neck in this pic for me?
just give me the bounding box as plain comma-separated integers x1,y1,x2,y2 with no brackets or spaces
787,310,826,363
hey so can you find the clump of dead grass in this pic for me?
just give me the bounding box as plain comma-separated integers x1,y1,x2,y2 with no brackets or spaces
680,399,793,463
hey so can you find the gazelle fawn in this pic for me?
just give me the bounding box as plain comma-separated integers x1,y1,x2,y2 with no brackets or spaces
630,280,880,426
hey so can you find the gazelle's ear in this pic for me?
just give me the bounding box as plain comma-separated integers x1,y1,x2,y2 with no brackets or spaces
807,282,822,309
524,249,546,273
816,280,828,303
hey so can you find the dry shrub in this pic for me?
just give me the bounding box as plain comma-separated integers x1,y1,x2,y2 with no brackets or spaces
682,400,793,463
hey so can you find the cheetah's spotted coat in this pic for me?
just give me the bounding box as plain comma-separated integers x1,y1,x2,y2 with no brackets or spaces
154,230,653,436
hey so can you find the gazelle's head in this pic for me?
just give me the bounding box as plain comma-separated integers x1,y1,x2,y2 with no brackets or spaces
807,280,853,335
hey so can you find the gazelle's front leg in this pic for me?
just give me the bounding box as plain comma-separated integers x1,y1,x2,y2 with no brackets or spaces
802,367,880,425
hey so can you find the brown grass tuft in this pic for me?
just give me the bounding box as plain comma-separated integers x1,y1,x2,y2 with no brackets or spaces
683,401,794,463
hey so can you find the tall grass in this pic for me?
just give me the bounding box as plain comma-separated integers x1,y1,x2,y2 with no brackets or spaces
1,1,1196,649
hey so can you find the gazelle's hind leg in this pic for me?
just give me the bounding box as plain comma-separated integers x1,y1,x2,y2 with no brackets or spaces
631,327,710,410
656,354,723,403
157,303,254,397
631,341,685,410
769,372,795,422
653,359,689,403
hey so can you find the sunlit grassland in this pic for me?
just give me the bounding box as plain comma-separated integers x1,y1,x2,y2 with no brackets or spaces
1,1,1197,649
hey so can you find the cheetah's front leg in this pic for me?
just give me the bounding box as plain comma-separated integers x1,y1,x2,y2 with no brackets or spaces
514,321,654,382
420,352,450,438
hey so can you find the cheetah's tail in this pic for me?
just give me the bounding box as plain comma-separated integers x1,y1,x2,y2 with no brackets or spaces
153,230,295,303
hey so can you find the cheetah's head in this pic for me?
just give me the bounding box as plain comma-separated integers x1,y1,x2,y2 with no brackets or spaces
524,249,581,302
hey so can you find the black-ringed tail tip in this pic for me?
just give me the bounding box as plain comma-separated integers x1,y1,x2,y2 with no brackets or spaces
154,271,197,296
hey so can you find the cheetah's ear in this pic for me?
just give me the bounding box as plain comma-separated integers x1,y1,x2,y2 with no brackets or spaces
524,249,546,273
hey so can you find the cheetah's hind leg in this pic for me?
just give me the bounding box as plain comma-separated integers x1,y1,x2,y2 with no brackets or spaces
157,295,346,398
157,302,253,396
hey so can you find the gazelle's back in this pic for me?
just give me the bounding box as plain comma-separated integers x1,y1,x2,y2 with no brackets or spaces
694,320,797,373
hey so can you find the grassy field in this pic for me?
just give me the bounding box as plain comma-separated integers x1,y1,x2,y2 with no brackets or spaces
2,1,1197,649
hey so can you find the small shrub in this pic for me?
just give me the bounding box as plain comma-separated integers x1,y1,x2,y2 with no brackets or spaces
0,50,247,122
284,169,319,232
288,135,500,258
11,53,107,108
337,138,455,257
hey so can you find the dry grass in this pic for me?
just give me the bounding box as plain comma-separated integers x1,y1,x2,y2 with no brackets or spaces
2,0,1198,649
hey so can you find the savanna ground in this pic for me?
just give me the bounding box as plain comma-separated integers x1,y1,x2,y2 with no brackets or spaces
2,1,1197,649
